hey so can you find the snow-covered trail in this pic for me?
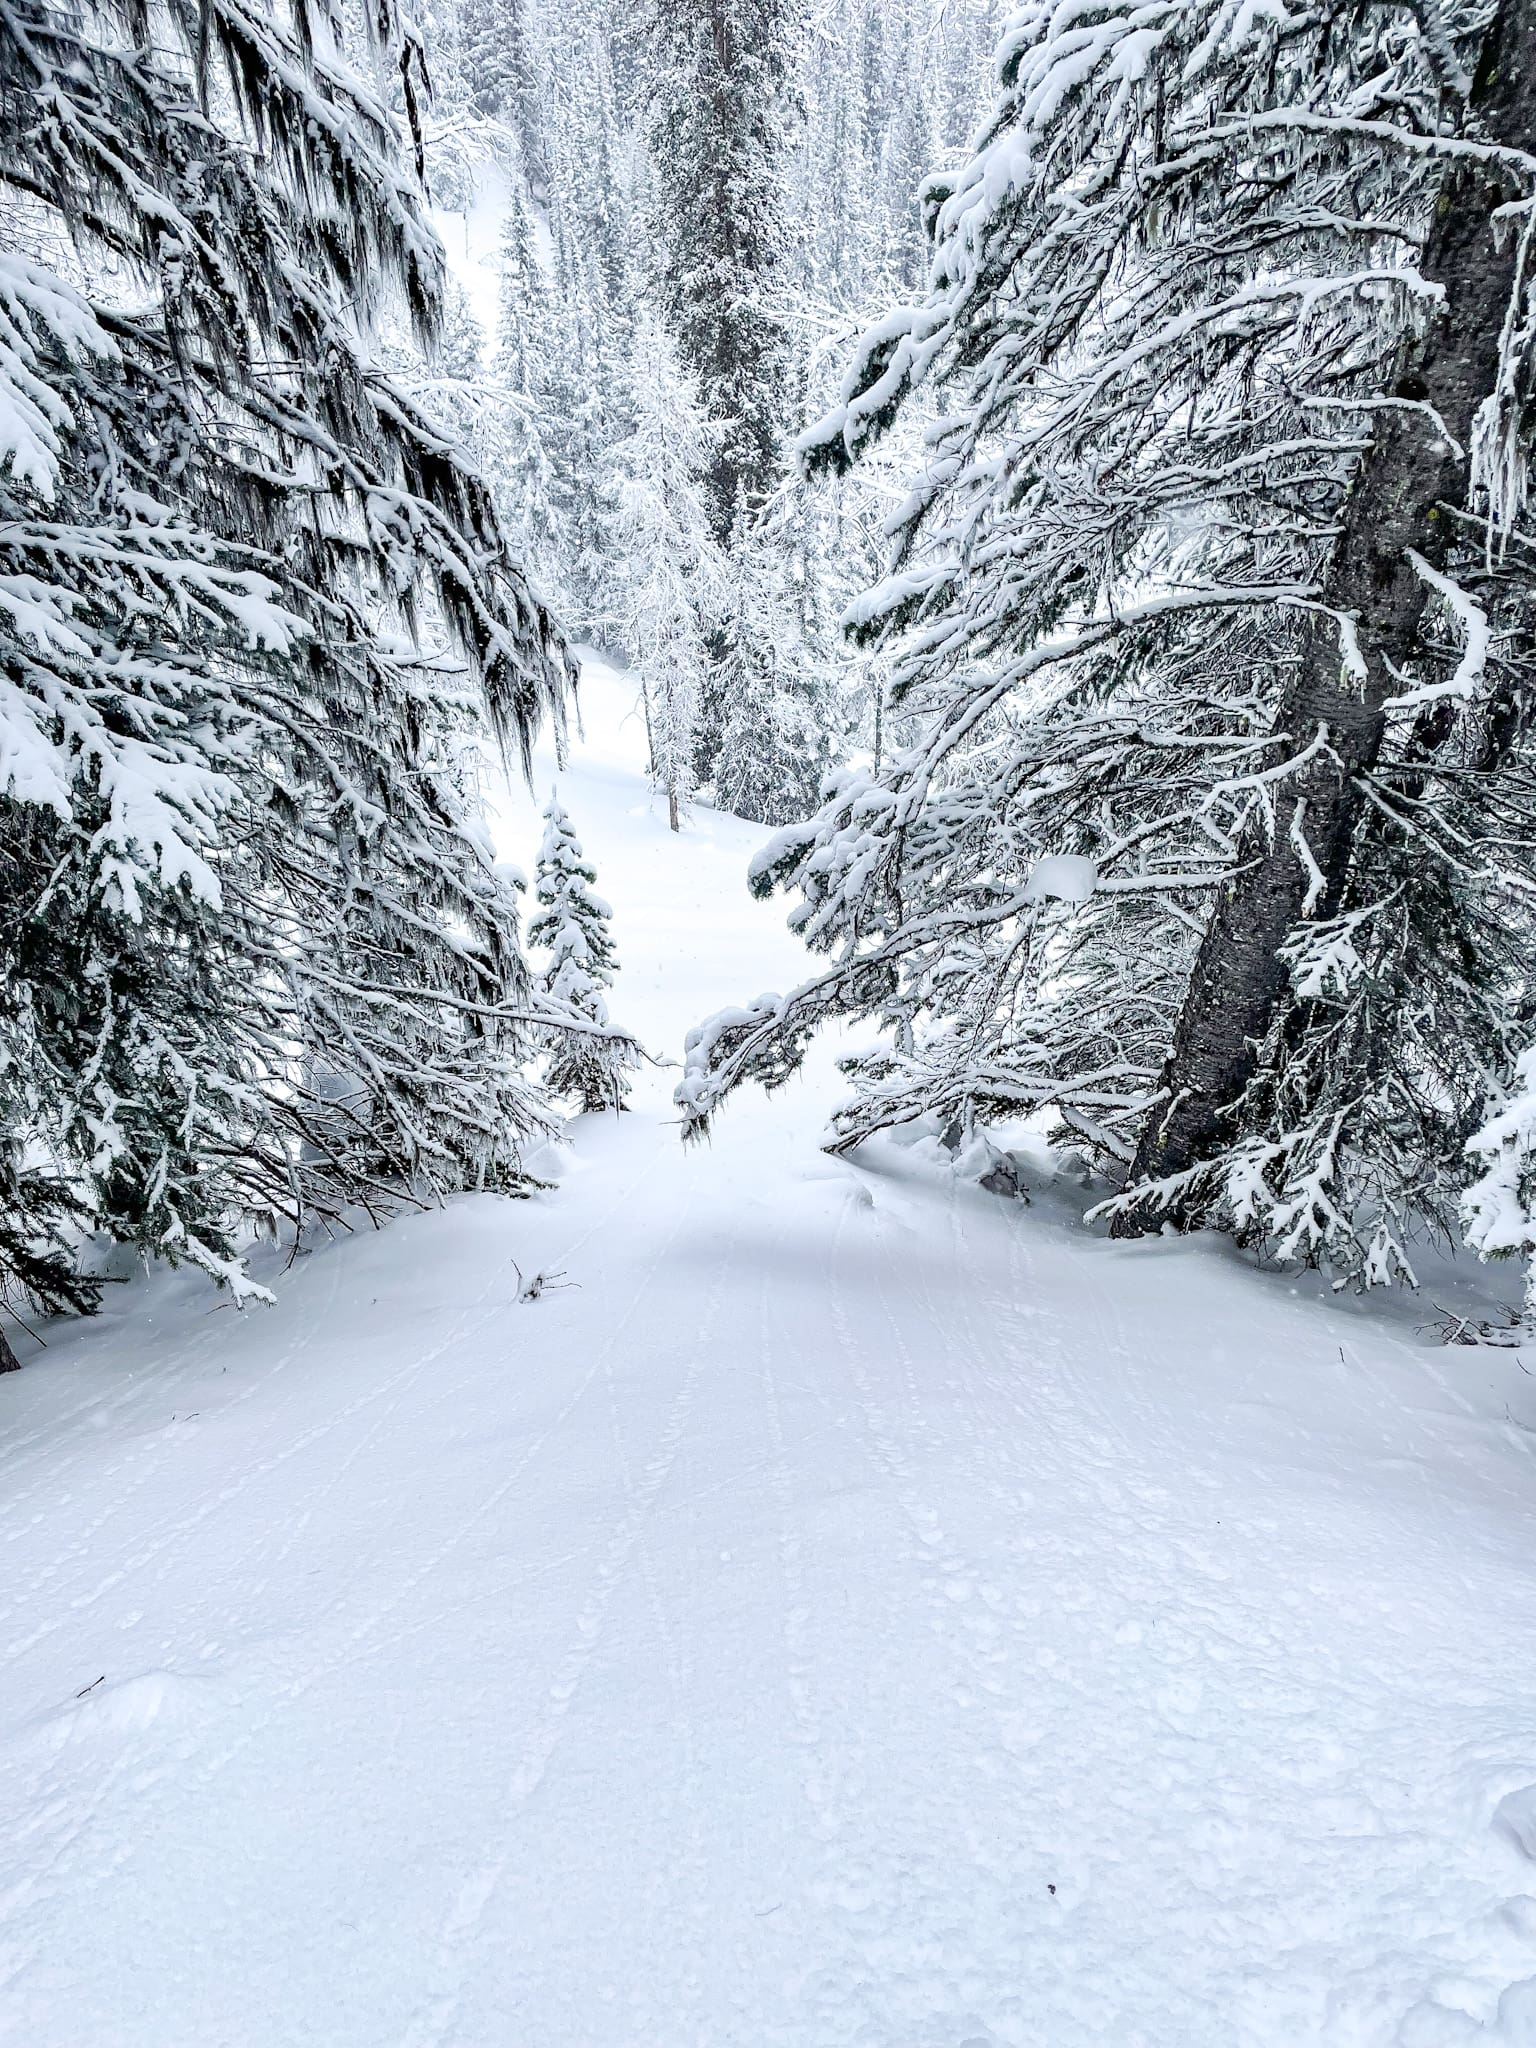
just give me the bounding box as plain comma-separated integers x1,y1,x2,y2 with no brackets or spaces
6,664,1536,2047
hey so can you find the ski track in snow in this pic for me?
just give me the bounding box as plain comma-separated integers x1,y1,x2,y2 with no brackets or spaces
5,659,1536,2045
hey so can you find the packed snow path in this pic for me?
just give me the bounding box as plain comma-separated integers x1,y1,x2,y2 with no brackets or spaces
6,666,1536,2048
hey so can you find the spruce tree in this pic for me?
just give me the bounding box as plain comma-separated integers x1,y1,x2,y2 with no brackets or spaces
712,519,836,829
646,0,800,545
645,0,811,807
530,798,639,1112
1465,1050,1536,1329
680,0,1536,1289
0,0,570,1310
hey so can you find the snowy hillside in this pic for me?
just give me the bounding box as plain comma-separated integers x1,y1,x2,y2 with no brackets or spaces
5,662,1536,2048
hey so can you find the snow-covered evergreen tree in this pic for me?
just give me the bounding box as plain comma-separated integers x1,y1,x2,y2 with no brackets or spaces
610,317,727,830
0,0,571,1309
680,0,1536,1290
489,212,606,623
1465,1049,1536,1327
787,0,1000,322
457,0,544,157
420,0,637,636
645,0,801,546
760,0,1001,821
713,517,837,828
643,0,818,806
530,798,639,1111
419,0,966,823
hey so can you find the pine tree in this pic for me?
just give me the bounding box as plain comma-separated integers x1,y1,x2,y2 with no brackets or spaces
610,316,727,830
1114,0,1536,1249
712,517,835,828
643,0,809,805
530,798,639,1111
1465,1049,1536,1329
0,0,571,1311
679,0,1536,1289
646,0,801,546
876,34,937,294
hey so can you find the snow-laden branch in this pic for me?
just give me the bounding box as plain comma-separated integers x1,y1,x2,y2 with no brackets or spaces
1385,551,1492,709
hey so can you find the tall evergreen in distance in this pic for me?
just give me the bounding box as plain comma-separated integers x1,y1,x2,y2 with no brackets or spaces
642,0,811,816
713,518,838,830
646,0,801,548
456,0,542,157
610,316,728,832
422,0,640,641
788,0,999,324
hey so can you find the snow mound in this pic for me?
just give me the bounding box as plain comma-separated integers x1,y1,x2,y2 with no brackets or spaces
30,1670,219,1750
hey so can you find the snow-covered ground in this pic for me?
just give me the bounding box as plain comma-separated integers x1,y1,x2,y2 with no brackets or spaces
429,171,518,338
6,660,1536,2047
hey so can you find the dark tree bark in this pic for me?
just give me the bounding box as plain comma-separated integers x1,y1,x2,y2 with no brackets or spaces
1115,0,1536,1231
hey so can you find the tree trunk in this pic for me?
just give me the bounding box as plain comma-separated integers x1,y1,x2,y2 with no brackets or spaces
668,786,680,833
1114,0,1536,1232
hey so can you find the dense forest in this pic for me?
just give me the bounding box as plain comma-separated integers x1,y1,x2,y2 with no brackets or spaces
4,0,1536,1322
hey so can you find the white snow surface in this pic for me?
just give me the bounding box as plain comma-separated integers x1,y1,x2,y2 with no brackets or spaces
428,170,513,339
6,658,1536,2046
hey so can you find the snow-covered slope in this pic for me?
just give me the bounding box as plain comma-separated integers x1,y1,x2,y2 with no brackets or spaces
5,661,1536,2048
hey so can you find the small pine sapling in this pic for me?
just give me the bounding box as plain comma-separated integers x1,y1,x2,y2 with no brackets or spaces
530,797,639,1113
1464,1049,1536,1332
